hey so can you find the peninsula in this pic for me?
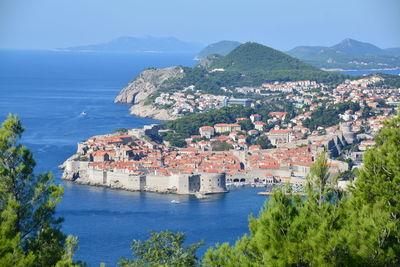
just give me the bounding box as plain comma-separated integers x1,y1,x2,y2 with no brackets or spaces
62,42,400,195
114,42,348,121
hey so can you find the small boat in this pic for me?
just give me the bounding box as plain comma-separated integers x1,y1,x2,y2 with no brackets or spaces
80,111,87,116
170,200,180,204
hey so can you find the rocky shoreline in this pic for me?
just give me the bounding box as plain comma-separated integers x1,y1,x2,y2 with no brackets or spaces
128,102,180,121
114,66,184,121
60,130,228,196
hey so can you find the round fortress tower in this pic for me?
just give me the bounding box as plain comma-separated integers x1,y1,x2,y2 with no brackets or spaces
199,172,227,193
340,122,355,144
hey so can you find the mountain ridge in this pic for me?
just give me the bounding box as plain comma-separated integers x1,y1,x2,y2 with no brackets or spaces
63,36,204,53
331,38,383,55
287,38,400,70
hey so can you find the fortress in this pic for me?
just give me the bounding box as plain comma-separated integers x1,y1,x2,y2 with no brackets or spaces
60,121,354,195
62,159,227,195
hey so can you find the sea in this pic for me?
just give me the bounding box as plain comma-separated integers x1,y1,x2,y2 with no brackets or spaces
1,50,399,266
0,50,268,266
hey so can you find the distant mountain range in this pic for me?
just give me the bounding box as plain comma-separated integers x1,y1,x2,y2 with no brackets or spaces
196,40,242,59
331,38,387,55
196,38,400,70
64,36,400,70
286,38,400,70
63,36,204,53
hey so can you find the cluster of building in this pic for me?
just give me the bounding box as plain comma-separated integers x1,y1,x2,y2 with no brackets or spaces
63,75,399,194
154,80,327,114
63,119,351,193
236,80,325,95
333,76,400,108
63,132,228,195
154,91,227,114
153,76,398,118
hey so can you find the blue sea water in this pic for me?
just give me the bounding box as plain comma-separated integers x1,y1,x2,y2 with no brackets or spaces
2,50,397,266
0,50,268,266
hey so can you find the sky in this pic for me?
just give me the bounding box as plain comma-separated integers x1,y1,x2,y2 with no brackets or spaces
0,0,399,51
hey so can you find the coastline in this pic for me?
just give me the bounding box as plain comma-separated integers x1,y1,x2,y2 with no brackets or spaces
128,102,180,121
321,67,400,72
60,129,229,196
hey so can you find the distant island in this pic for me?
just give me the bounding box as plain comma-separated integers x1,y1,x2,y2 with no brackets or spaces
61,36,400,71
195,40,242,59
287,38,400,70
61,36,204,54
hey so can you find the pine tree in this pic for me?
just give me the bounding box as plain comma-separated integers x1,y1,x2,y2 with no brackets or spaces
0,114,82,266
307,151,331,207
342,110,400,265
202,141,399,266
0,199,35,266
122,111,400,266
118,231,203,267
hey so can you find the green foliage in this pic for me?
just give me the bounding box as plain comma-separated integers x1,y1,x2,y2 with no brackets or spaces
255,135,274,149
118,231,203,267
345,111,400,264
55,236,85,267
237,120,254,131
0,115,82,266
164,102,291,142
211,141,233,151
372,73,400,89
303,102,361,131
161,67,243,95
338,170,356,181
0,199,35,267
160,132,187,148
211,42,318,72
164,106,253,139
352,111,400,211
307,152,331,207
203,113,400,266
160,42,347,96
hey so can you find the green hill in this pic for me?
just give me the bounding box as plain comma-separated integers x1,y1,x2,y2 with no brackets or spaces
196,40,242,59
211,42,318,72
158,42,348,96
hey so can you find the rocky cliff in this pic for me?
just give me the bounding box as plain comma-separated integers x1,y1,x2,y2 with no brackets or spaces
114,66,185,120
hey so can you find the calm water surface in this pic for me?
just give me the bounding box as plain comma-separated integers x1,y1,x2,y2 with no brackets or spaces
2,51,396,265
0,50,267,266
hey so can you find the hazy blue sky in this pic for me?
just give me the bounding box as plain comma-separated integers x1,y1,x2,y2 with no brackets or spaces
0,0,399,51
